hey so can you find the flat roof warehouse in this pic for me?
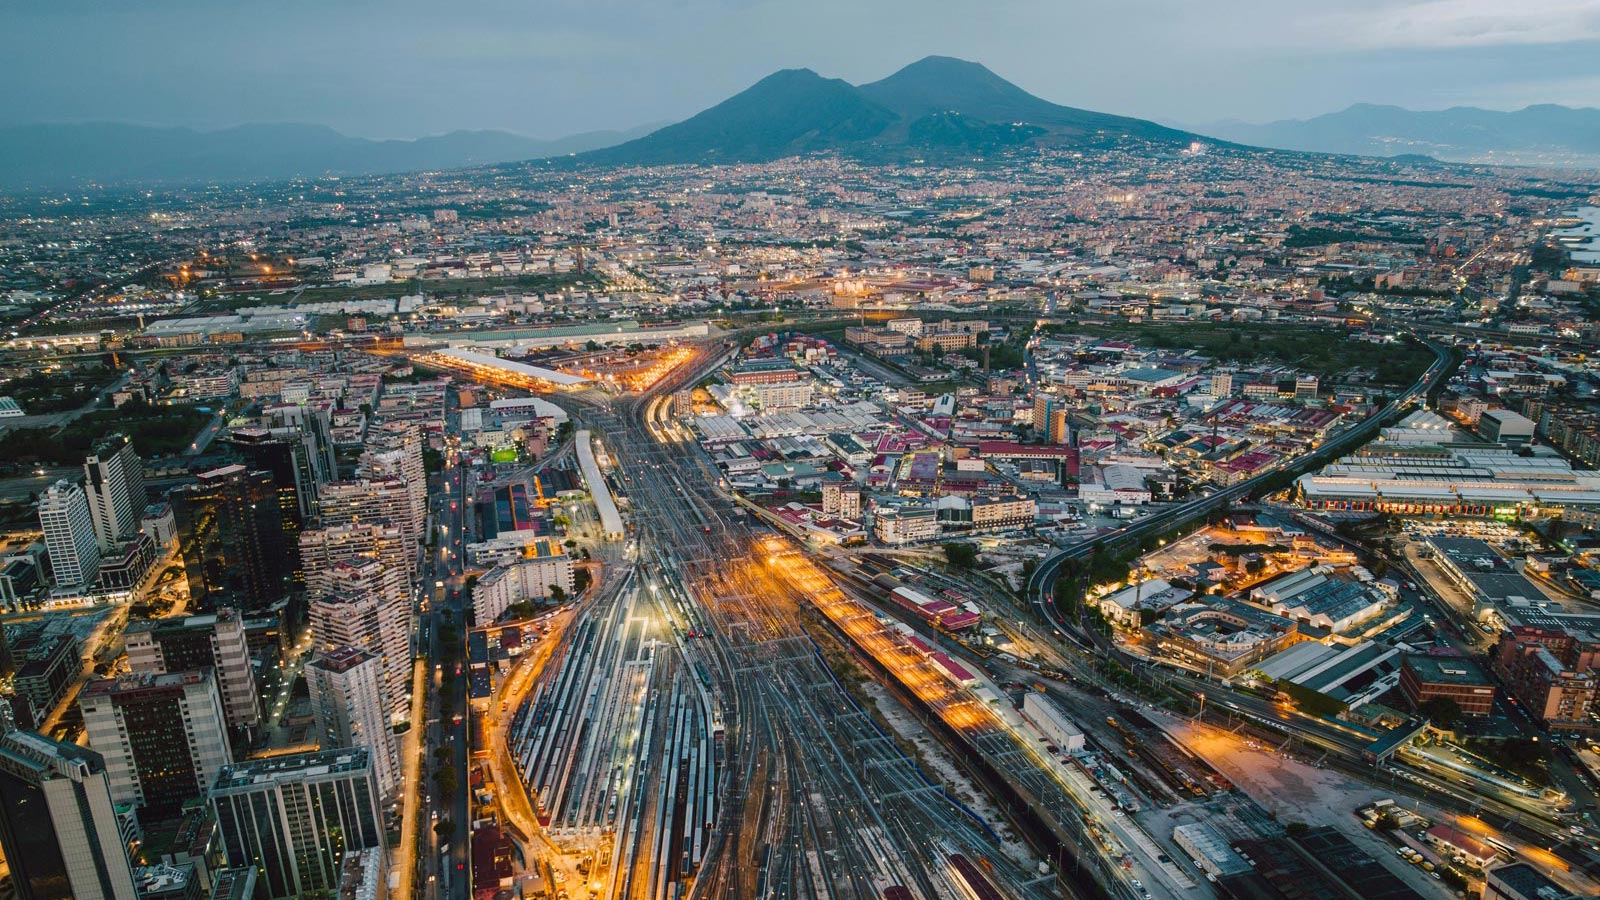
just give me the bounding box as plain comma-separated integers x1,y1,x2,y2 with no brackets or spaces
422,347,591,389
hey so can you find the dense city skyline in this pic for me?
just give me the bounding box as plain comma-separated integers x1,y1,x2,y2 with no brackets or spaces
5,0,1600,139
2,4,1600,900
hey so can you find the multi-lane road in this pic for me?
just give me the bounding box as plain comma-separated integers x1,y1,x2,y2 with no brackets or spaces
411,413,472,900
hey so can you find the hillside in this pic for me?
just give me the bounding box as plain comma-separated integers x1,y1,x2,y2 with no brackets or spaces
583,69,899,165
585,56,1200,165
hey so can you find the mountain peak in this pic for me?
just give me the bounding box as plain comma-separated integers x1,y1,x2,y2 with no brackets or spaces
862,56,1033,119
890,56,1002,79
861,57,1189,146
581,66,896,166
584,57,1196,166
751,67,827,87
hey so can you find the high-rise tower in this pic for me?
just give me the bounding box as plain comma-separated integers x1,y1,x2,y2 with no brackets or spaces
82,434,146,552
38,480,101,593
305,648,398,798
77,670,232,818
0,724,140,900
171,465,293,613
208,748,383,899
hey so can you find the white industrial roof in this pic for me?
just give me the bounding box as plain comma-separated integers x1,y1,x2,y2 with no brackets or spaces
437,347,590,386
575,430,624,537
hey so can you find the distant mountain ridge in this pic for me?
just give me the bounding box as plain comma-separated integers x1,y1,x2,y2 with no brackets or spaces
17,69,1600,187
582,56,1198,165
1193,103,1600,166
0,121,659,189
1,56,1227,187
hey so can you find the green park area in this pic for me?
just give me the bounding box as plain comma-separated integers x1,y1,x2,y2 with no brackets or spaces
1054,321,1434,386
1,364,111,414
0,400,211,468
794,315,1432,388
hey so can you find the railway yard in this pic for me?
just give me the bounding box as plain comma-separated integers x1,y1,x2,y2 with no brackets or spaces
474,349,1063,900
451,335,1600,900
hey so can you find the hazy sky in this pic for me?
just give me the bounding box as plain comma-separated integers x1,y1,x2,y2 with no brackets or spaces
5,0,1600,139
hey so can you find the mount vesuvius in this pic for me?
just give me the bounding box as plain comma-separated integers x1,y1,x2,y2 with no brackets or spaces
580,56,1201,165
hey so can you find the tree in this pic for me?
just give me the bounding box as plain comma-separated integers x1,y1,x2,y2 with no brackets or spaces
1018,558,1039,595
434,819,455,842
942,542,980,569
1418,696,1463,731
548,584,567,604
434,764,458,801
1052,570,1081,617
573,569,592,594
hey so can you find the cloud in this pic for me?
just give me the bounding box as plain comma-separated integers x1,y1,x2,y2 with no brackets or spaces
1440,72,1600,110
3,1,1600,137
397,24,622,64
1317,0,1600,50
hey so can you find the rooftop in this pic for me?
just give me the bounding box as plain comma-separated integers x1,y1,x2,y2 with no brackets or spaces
134,863,195,895
1403,653,1490,686
432,347,590,387
211,747,371,792
1486,862,1582,900
307,646,380,675
80,669,211,698
0,726,107,777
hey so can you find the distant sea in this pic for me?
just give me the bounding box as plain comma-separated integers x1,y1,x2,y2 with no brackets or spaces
1554,206,1600,263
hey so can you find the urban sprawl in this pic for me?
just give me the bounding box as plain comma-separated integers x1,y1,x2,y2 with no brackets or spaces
0,145,1597,900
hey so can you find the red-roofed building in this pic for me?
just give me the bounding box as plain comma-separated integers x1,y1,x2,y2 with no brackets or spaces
930,652,978,685
1209,450,1279,486
472,825,512,900
1424,824,1499,869
977,441,1080,477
